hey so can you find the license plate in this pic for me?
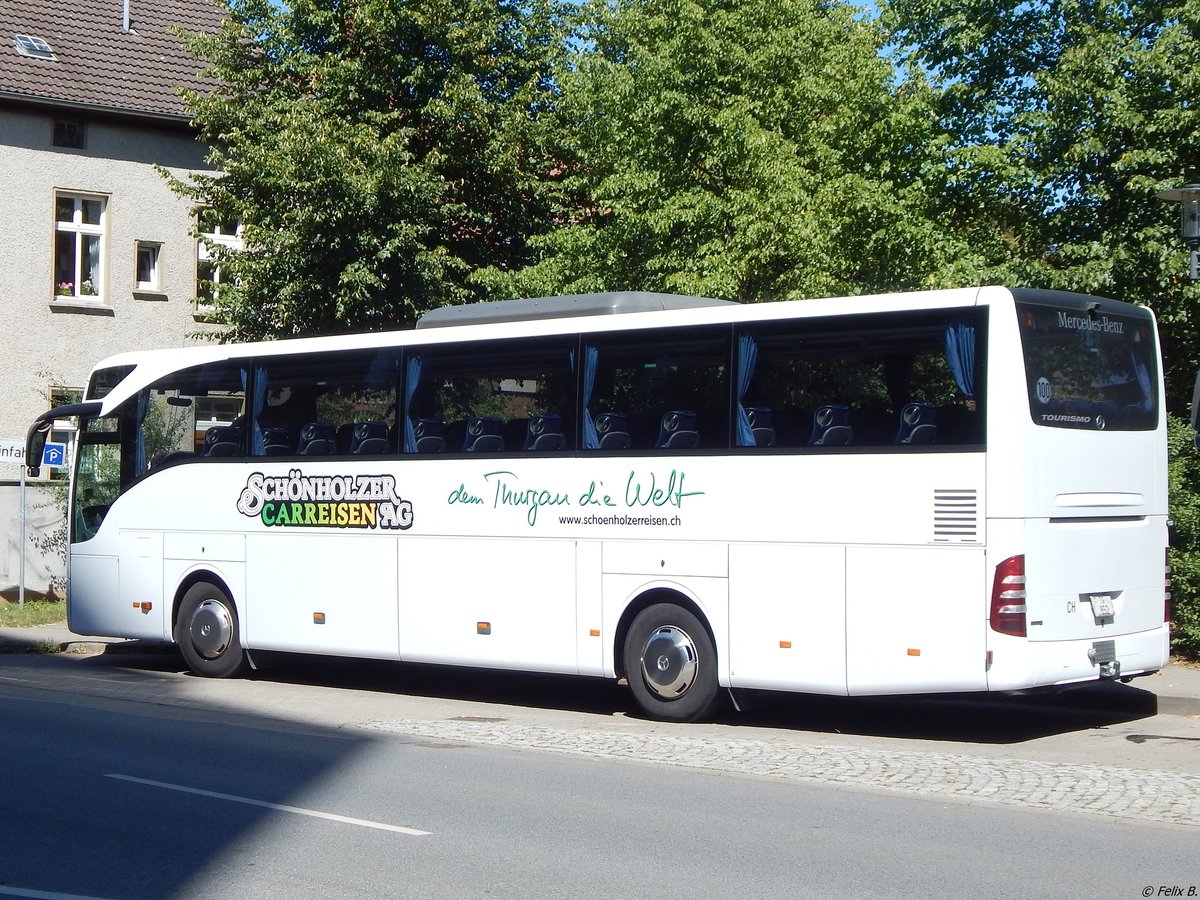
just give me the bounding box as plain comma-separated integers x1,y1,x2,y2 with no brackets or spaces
1089,594,1116,618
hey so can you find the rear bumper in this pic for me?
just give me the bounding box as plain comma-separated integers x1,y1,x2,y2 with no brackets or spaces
986,623,1169,691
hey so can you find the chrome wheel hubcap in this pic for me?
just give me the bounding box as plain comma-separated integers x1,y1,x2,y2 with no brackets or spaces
189,599,233,660
640,625,698,699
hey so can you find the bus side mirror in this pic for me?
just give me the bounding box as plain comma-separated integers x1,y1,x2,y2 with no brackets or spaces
25,421,50,478
25,400,103,477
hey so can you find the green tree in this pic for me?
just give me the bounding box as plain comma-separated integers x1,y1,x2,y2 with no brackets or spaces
1168,417,1200,656
172,0,570,340
485,0,991,302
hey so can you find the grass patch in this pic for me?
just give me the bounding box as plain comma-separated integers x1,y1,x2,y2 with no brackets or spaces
0,600,67,628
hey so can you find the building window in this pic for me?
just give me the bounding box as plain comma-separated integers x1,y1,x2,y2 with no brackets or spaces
135,241,162,291
54,192,106,301
14,34,55,60
196,212,242,313
52,119,86,149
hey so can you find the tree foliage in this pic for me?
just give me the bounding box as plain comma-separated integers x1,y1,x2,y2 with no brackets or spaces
1168,416,1200,657
485,0,994,302
172,0,569,340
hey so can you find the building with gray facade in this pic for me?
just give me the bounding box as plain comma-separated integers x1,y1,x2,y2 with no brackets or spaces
0,0,226,598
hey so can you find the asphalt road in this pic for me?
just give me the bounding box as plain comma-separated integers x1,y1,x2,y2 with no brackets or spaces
0,649,1197,899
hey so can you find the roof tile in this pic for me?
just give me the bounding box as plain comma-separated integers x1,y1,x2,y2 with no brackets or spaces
0,0,225,120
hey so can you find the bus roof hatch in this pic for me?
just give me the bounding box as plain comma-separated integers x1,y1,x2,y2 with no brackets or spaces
415,292,737,329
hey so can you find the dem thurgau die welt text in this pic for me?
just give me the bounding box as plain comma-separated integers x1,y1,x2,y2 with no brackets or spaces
448,469,702,526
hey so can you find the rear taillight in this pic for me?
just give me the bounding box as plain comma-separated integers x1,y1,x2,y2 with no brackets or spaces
990,555,1027,637
1165,549,1172,624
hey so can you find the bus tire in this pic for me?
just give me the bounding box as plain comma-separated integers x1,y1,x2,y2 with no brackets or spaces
623,603,719,722
175,582,248,678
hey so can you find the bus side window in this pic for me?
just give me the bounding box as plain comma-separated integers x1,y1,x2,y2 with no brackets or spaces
736,310,984,450
404,338,576,454
142,359,248,472
585,329,728,451
252,349,400,458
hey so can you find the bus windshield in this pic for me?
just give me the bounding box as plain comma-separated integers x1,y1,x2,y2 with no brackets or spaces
1016,299,1158,431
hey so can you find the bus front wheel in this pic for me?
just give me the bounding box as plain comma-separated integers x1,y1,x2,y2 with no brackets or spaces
175,582,248,678
623,603,719,722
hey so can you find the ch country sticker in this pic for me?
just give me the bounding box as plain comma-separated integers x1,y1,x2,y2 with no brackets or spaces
236,469,414,530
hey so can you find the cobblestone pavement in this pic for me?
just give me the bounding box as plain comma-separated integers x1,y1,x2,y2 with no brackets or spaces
363,718,1200,829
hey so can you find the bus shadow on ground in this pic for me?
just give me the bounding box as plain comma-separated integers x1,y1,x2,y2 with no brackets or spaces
725,683,1158,743
98,643,1158,745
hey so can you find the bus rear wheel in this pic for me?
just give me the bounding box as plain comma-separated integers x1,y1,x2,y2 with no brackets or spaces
623,603,719,722
175,582,248,678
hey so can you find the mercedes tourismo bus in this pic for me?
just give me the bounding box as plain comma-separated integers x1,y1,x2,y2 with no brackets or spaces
26,287,1170,721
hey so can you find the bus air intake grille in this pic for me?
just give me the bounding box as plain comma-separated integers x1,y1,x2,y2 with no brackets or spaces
933,489,978,542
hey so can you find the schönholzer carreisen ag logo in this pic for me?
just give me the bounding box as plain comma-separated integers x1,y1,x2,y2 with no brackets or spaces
237,469,414,530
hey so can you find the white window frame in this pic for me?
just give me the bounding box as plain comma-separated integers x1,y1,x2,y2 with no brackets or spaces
134,240,163,294
196,215,242,315
15,34,56,60
54,191,107,302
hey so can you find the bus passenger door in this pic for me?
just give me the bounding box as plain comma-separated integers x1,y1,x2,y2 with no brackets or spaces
118,530,165,640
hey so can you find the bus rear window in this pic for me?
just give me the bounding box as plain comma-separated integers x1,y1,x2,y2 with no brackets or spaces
1016,300,1158,431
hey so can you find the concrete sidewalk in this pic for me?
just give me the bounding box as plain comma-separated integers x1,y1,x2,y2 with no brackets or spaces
2,621,1199,715
0,622,149,654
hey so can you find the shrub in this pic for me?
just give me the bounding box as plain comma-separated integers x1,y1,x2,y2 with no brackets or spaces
1168,415,1200,659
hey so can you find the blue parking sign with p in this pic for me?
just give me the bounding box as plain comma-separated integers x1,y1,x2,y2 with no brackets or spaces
42,442,67,468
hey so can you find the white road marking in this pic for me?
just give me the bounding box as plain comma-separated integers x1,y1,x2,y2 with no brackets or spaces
106,774,431,835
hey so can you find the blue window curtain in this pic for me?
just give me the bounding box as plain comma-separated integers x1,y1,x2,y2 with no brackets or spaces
735,334,758,446
242,366,266,455
134,390,149,474
944,323,976,399
403,355,422,452
1131,352,1153,411
582,345,599,449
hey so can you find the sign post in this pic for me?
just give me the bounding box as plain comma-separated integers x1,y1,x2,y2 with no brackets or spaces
19,456,25,609
2,438,66,609
1,439,28,608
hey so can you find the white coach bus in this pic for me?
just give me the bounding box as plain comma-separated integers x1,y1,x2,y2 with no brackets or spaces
27,287,1170,721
